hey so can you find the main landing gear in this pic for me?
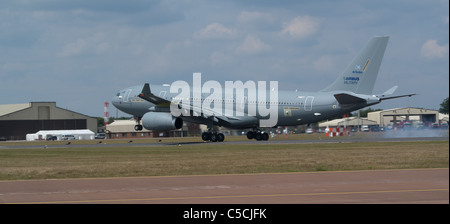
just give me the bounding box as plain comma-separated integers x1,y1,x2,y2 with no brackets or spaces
201,130,225,142
247,130,269,141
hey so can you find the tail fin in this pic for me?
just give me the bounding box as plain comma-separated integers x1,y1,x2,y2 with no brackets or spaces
321,36,389,95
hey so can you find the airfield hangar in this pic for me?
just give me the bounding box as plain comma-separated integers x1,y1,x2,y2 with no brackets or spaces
367,107,440,127
0,102,97,141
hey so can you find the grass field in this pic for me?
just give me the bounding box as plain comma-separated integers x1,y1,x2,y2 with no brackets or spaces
0,137,448,180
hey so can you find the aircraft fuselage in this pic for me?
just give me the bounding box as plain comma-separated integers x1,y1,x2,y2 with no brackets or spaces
112,83,380,129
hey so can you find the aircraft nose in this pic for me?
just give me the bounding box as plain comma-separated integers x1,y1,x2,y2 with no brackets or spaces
111,92,122,108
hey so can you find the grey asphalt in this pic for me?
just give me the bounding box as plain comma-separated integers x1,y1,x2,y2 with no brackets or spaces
0,168,448,204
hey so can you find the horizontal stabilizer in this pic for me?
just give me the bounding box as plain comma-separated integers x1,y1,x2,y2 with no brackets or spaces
380,93,416,101
334,93,366,104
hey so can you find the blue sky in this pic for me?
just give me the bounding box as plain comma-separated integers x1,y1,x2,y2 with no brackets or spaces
1,0,448,118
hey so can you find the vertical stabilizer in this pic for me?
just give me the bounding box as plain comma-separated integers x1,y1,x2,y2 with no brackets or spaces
321,36,389,94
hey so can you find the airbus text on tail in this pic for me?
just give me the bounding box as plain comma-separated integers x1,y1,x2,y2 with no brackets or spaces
321,36,389,95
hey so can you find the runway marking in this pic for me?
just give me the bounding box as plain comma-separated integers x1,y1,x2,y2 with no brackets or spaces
10,188,448,204
0,168,447,183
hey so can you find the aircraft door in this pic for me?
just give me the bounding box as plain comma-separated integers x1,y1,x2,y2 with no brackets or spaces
123,89,132,102
304,96,314,111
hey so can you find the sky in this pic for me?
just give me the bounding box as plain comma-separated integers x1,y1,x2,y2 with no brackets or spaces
1,0,448,118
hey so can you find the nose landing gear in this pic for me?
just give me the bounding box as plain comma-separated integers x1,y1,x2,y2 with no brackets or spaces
134,116,143,131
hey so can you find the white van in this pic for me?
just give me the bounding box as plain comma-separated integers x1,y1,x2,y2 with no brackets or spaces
361,125,369,132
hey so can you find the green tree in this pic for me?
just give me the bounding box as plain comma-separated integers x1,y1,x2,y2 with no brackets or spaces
97,117,104,127
439,97,449,114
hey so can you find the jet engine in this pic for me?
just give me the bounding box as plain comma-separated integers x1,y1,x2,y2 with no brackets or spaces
142,112,183,131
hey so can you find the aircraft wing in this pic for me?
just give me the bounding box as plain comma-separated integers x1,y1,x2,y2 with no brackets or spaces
138,83,170,105
178,98,243,122
138,83,242,122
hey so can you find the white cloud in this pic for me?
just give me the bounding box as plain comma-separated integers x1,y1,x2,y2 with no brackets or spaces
194,23,237,40
210,51,232,66
313,55,336,72
60,39,88,56
282,16,320,39
421,39,449,59
236,34,271,54
237,11,274,24
60,33,110,57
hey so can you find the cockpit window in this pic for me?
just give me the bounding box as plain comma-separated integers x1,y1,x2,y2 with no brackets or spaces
116,93,120,96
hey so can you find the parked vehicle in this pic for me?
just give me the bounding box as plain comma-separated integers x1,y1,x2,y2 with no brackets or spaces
95,133,106,139
62,135,75,140
361,125,369,132
46,135,57,141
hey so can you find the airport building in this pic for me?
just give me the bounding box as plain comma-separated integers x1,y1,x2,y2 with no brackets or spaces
367,107,440,128
0,102,97,140
319,117,378,130
105,119,200,139
319,107,446,131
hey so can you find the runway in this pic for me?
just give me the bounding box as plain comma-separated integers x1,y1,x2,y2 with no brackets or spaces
0,168,448,204
1,135,448,149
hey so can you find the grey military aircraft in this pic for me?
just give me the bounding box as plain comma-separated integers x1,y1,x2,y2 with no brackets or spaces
111,36,414,142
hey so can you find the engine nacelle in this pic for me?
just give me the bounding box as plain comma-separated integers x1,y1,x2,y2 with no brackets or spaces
142,112,183,131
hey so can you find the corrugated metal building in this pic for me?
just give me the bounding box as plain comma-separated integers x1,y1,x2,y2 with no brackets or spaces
368,107,439,127
0,102,97,140
319,117,378,128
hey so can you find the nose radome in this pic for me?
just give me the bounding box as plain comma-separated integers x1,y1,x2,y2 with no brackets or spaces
111,93,122,107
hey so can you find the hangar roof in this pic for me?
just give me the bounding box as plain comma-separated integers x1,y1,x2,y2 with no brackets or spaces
0,102,94,120
0,103,30,117
319,117,377,128
369,107,438,116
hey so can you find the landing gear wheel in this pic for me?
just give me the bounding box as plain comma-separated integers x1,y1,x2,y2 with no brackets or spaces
247,131,254,140
261,132,269,141
255,132,262,141
201,132,211,141
201,131,225,142
247,130,269,141
210,133,218,142
217,133,225,142
134,125,143,131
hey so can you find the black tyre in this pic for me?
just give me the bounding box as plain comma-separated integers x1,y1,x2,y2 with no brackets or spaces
201,132,210,141
210,133,218,142
217,133,225,142
247,131,254,140
261,132,269,141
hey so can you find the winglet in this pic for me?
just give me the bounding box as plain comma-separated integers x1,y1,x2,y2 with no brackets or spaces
141,83,151,95
138,83,168,104
378,85,398,97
